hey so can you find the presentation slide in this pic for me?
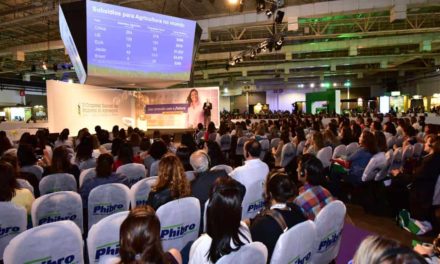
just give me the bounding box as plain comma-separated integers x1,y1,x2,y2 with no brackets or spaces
86,0,196,82
140,87,219,129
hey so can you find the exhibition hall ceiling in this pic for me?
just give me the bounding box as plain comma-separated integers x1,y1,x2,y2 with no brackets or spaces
0,0,440,90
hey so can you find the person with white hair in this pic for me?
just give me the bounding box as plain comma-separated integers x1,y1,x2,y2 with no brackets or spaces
190,150,228,211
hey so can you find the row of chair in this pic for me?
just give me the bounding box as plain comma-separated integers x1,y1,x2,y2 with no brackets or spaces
2,199,346,264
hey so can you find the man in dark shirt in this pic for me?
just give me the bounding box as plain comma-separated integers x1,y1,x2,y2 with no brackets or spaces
203,99,212,128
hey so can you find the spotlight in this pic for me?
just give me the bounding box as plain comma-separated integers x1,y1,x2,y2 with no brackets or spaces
256,0,265,13
229,60,236,66
266,9,272,17
275,10,284,23
42,62,47,71
228,0,238,4
250,49,256,59
310,83,315,88
274,35,284,50
266,3,277,17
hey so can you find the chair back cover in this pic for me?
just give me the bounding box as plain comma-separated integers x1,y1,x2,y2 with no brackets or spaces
156,197,201,251
296,141,306,155
236,137,249,156
39,173,77,195
98,256,120,264
346,142,359,158
433,175,440,206
115,163,146,186
0,202,26,261
220,134,232,151
259,139,270,160
185,171,196,182
31,191,83,232
21,165,44,181
241,180,265,220
217,242,268,264
413,142,424,158
317,146,332,168
102,143,112,151
79,168,96,188
332,145,347,159
392,147,403,169
87,211,129,264
395,136,404,147
362,152,386,182
88,183,130,230
375,149,394,181
313,200,346,264
130,178,151,208
149,160,160,177
280,143,296,168
210,164,233,174
387,136,396,149
402,145,414,161
3,221,83,264
17,178,34,195
270,220,316,264
270,138,280,149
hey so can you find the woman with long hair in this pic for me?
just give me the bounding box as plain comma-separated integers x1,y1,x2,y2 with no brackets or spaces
147,154,191,210
55,128,73,148
189,177,250,263
74,135,96,171
303,132,324,156
0,161,35,214
346,130,377,185
187,89,204,129
118,206,182,264
113,142,142,171
44,145,80,183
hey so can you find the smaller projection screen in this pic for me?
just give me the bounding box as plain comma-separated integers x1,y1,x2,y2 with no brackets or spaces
140,87,219,129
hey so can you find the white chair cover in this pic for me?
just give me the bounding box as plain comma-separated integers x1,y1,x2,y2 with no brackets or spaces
185,171,196,182
236,137,249,156
362,152,387,182
150,160,160,177
280,143,296,168
210,164,233,174
270,220,316,264
130,178,151,208
31,191,83,232
102,143,112,151
270,138,281,149
332,145,347,159
241,180,265,220
39,173,77,195
21,165,44,181
346,142,359,158
87,211,129,264
88,183,130,230
317,146,332,168
402,145,414,162
145,176,158,187
433,175,440,206
0,202,27,261
217,242,268,264
387,136,396,149
413,142,424,158
313,200,346,264
156,197,201,251
220,134,232,152
395,136,404,147
259,139,270,160
296,141,306,155
17,178,34,195
98,256,121,264
79,168,96,188
3,221,84,264
391,147,403,170
115,163,146,186
375,149,394,181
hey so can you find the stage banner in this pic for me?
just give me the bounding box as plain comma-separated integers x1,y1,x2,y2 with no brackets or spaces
140,87,219,129
46,80,134,133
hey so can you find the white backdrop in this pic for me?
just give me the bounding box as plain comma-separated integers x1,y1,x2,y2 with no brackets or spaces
46,80,134,133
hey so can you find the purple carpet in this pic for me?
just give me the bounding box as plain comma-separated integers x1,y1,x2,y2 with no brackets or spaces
336,223,375,264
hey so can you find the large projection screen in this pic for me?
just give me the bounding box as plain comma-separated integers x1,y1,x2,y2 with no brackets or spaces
140,87,219,129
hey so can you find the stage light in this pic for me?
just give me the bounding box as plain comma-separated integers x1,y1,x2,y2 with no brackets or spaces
229,60,236,66
68,79,74,83
274,35,284,50
333,82,338,87
228,0,239,4
266,9,272,17
344,80,352,87
310,83,315,88
275,10,284,24
250,49,256,59
298,84,304,88
42,62,47,71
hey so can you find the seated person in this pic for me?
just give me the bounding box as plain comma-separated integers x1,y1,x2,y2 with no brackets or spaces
251,172,306,260
294,154,334,220
189,177,251,264
80,153,128,208
146,154,191,210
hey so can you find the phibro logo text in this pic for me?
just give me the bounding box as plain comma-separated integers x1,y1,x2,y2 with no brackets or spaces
160,223,197,240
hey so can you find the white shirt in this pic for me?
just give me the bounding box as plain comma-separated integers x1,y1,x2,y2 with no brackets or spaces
187,102,204,129
229,158,269,188
189,222,252,264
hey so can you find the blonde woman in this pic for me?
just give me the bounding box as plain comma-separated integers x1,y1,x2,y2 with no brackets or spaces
146,153,191,210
